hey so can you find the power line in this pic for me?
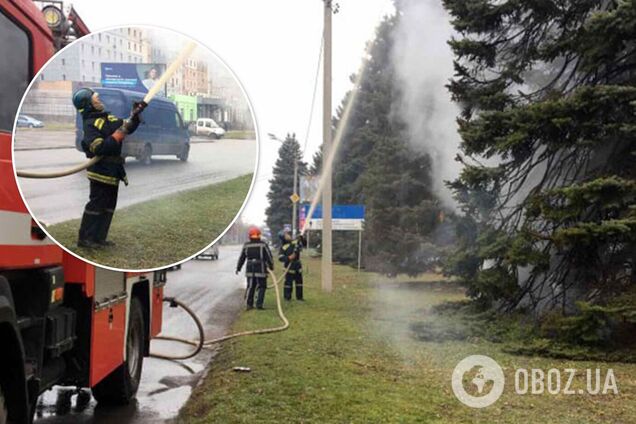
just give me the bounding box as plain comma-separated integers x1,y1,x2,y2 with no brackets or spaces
302,34,324,155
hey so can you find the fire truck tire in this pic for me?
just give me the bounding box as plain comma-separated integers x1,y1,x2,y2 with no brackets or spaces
0,385,7,424
92,298,145,405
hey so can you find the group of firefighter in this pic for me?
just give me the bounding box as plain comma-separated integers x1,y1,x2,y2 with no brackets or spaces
236,226,306,309
71,88,307,308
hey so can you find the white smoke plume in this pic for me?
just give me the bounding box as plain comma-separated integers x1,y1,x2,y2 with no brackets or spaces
391,0,461,210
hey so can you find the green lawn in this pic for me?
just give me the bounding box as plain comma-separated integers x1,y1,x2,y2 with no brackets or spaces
179,258,636,423
47,174,252,269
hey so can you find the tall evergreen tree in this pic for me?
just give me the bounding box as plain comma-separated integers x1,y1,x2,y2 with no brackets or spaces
443,0,636,313
320,13,444,273
309,145,323,176
265,134,307,242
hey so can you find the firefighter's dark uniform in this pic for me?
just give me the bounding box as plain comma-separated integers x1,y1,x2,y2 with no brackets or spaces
279,237,306,300
236,239,274,309
78,111,131,245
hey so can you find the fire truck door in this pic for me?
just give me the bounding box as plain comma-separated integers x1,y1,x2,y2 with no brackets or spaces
90,268,126,386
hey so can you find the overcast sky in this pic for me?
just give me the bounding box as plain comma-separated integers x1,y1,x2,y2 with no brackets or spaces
70,0,395,225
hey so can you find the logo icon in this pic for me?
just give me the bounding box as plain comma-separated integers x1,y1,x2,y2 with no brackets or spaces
452,355,505,408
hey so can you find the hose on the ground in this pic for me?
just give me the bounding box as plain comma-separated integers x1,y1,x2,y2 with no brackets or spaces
16,156,102,178
149,266,290,361
150,297,205,361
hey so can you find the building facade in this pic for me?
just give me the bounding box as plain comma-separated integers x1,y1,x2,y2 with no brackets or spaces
40,28,145,83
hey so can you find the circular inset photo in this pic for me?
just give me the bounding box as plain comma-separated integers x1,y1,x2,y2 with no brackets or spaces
12,26,258,271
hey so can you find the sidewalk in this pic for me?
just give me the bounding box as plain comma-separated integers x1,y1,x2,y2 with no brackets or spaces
13,128,77,151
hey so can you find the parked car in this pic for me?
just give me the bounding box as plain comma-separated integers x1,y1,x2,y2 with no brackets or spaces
196,244,219,260
195,118,225,139
16,114,44,128
75,88,190,164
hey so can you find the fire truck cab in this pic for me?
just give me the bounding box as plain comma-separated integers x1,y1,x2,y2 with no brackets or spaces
0,1,165,422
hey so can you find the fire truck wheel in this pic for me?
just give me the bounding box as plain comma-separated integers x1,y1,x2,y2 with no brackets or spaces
92,298,145,405
0,386,7,424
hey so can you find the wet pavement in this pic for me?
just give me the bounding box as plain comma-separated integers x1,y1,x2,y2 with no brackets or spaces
13,130,256,224
34,245,246,423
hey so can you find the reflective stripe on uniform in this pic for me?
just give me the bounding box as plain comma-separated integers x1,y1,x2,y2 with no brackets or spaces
84,209,101,216
89,137,104,153
87,171,118,186
94,118,105,130
107,114,119,122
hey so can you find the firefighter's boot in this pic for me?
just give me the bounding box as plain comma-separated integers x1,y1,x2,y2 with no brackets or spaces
95,210,115,246
284,276,293,301
256,278,267,308
78,210,101,248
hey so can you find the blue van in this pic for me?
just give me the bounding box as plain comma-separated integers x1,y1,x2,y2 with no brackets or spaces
75,88,190,164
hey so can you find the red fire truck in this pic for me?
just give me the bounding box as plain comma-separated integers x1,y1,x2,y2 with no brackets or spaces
0,1,165,422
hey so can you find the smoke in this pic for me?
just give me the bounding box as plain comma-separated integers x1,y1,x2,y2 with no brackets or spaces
391,0,461,210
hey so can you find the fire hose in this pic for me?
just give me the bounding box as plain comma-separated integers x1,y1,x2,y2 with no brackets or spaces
15,42,197,179
121,28,361,362
149,266,290,361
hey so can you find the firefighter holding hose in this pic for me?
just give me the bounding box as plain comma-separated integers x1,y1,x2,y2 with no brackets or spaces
278,229,307,301
72,88,146,248
236,226,274,310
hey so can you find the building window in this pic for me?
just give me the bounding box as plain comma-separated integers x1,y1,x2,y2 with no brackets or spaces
61,58,65,65
62,74,66,80
98,34,101,41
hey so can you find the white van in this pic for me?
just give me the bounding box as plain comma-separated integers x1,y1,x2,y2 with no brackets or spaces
195,118,226,139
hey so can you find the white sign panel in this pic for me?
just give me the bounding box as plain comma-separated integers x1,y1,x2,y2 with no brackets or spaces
304,218,364,231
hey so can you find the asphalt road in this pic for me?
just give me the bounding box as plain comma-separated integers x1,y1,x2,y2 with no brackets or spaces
13,130,256,224
34,245,246,423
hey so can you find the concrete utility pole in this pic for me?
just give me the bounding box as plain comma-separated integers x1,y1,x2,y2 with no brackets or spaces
322,0,333,292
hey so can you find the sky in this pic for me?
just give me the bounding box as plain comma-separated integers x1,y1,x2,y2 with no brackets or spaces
69,0,395,226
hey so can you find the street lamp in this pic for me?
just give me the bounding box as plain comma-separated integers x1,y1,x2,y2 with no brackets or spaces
268,133,300,238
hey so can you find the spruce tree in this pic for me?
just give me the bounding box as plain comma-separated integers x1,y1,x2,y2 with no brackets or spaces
443,0,636,313
322,13,444,273
265,134,307,243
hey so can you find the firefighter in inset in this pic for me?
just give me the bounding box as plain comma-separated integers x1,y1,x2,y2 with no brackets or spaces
72,88,146,248
278,229,306,301
236,226,274,310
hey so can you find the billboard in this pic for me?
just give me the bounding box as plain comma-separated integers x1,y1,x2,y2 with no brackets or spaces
101,63,167,95
300,204,365,231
